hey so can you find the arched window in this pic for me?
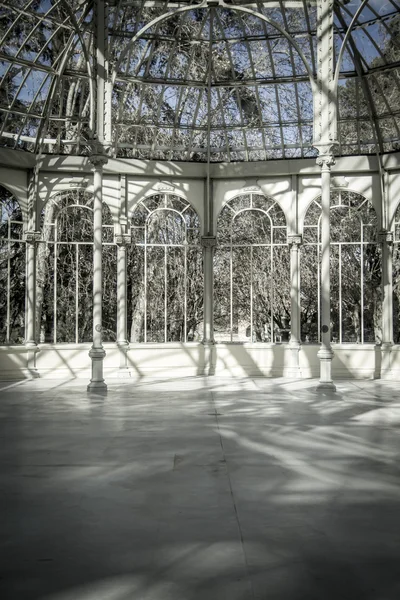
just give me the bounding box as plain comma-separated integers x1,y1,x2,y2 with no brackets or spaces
128,194,203,342
393,204,400,343
37,190,116,343
301,191,380,344
0,186,25,344
214,193,289,342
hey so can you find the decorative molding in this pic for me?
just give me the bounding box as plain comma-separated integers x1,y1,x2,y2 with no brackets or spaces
242,185,262,193
331,176,348,188
114,233,132,246
24,230,41,243
288,234,302,247
155,181,175,192
201,236,217,248
378,230,394,244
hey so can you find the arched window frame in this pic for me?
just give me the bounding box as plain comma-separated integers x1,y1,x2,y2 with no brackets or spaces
302,189,380,344
130,192,202,343
215,192,289,343
37,190,116,344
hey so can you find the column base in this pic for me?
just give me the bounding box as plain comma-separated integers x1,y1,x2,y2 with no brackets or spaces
88,347,107,392
316,381,336,392
201,340,215,376
25,342,40,378
317,346,336,392
87,380,108,392
286,341,302,378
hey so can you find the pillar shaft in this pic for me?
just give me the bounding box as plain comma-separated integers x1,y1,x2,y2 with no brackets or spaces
88,156,108,391
316,154,336,391
116,233,131,376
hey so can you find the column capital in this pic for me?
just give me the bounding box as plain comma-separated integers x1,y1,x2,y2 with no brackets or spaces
201,236,217,248
288,234,302,247
115,232,132,246
24,230,41,244
89,140,110,168
378,230,394,245
316,152,336,170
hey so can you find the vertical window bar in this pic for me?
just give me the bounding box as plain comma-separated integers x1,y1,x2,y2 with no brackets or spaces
164,245,167,343
54,233,57,344
317,219,321,344
230,238,233,342
250,245,253,343
144,235,147,344
6,217,11,342
361,224,364,344
270,242,274,342
75,244,79,343
339,243,342,344
184,242,187,343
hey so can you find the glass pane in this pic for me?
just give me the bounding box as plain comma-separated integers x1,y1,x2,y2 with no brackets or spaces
146,210,185,245
128,246,145,343
77,244,93,343
232,247,251,342
146,246,165,342
186,247,203,342
232,210,271,245
37,242,54,343
166,247,185,341
330,244,340,343
57,207,93,242
214,248,231,342
56,243,77,343
217,205,233,245
340,244,361,343
253,246,272,342
300,244,319,343
272,246,291,341
393,244,400,344
102,245,117,342
363,243,382,343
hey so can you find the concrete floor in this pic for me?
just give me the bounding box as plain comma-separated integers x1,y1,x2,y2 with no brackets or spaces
1,377,400,600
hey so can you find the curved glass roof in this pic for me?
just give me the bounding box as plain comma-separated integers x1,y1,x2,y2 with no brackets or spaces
0,0,400,162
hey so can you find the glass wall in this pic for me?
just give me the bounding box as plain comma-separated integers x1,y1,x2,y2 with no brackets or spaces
301,191,381,343
128,194,203,342
214,193,290,342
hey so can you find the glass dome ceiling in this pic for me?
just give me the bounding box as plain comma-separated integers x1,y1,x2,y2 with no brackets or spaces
1,0,400,162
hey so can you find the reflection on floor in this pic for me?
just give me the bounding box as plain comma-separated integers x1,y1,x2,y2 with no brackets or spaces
1,377,400,600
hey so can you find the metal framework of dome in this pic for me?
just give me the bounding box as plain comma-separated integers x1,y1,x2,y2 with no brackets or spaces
1,0,400,162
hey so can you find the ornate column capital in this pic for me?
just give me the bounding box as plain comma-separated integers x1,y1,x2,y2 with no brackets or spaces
114,232,132,246
316,152,336,170
378,230,394,245
24,230,41,244
89,139,110,169
288,234,302,248
201,236,217,248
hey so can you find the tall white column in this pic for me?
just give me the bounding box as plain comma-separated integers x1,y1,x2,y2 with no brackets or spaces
380,230,394,378
88,155,108,392
115,232,131,376
316,154,336,390
288,234,302,377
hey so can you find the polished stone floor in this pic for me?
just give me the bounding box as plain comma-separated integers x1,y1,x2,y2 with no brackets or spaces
1,377,400,600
